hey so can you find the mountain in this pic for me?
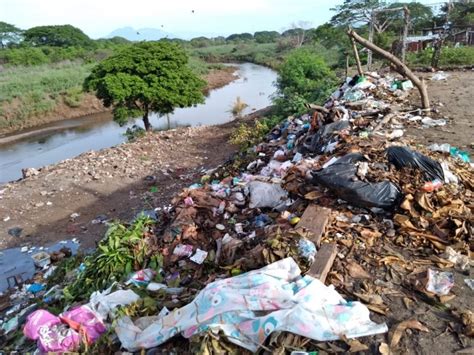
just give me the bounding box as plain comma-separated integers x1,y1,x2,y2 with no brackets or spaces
107,27,175,41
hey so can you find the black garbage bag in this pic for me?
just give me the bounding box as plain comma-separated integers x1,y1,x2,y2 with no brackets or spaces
301,120,350,154
387,146,444,181
311,153,402,210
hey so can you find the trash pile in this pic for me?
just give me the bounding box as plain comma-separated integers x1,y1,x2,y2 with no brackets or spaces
1,72,472,353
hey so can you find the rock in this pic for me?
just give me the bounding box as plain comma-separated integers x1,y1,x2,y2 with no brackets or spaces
8,227,23,237
35,202,45,208
22,168,39,178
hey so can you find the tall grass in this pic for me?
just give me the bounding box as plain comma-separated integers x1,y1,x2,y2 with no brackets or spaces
0,62,94,129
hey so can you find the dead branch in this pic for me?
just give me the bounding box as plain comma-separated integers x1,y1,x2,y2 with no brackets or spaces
347,28,430,110
350,37,363,76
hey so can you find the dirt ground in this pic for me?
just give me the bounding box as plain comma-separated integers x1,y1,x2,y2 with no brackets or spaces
406,70,474,155
0,108,270,251
0,66,238,136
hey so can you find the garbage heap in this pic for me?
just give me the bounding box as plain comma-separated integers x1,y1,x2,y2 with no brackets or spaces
3,72,473,353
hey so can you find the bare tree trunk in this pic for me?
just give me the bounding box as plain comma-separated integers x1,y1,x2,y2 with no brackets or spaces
367,11,375,70
348,29,430,110
143,110,152,131
350,37,363,76
166,114,170,130
401,6,410,64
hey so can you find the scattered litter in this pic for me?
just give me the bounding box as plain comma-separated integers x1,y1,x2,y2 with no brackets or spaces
248,181,288,210
126,269,156,287
425,269,454,296
422,117,447,127
431,72,449,81
173,244,193,257
443,247,470,270
464,279,474,291
190,249,208,264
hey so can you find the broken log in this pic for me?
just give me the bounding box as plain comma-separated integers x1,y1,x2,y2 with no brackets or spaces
347,28,430,110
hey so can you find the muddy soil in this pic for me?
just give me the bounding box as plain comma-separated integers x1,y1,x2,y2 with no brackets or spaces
0,108,271,250
0,67,238,136
406,70,474,155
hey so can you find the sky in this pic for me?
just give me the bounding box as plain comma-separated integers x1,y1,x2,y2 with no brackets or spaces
2,0,439,39
2,0,345,39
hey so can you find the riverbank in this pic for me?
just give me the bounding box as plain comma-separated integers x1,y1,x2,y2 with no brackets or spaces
0,106,273,250
0,66,238,137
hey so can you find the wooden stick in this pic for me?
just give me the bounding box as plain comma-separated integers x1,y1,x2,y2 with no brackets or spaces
348,28,430,109
350,37,363,76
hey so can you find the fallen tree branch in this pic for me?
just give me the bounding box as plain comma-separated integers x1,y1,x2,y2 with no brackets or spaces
347,28,430,110
350,37,363,76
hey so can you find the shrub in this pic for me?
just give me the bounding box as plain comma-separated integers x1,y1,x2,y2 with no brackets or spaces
274,48,338,116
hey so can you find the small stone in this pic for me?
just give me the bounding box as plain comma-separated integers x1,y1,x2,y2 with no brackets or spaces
40,191,48,196
215,224,225,231
46,201,52,206
35,202,45,208
3,216,10,222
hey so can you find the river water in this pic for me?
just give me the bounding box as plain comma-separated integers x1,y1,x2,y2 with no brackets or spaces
0,63,277,184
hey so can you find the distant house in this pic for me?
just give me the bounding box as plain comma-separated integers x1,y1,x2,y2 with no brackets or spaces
422,25,474,46
405,34,439,52
452,28,474,45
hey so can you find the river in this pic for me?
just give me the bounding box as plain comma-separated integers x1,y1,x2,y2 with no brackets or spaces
0,63,277,184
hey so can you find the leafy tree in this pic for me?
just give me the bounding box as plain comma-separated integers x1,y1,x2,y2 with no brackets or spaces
190,36,211,48
84,41,206,131
0,21,22,48
447,1,474,27
274,48,338,116
254,31,280,43
24,25,93,47
330,0,381,29
380,2,433,33
226,33,253,42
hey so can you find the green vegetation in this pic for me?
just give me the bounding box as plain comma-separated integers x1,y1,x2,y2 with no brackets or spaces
0,62,93,129
63,216,163,302
274,48,338,116
408,46,474,67
84,41,206,130
230,115,285,150
24,24,93,47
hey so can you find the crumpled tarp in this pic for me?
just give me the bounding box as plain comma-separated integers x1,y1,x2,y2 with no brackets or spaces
115,257,387,352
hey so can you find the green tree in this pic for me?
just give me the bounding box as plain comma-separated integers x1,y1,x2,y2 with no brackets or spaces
0,21,22,48
381,2,433,33
226,33,253,42
274,48,338,116
254,31,280,43
84,41,206,131
24,25,92,47
447,1,474,27
330,0,381,29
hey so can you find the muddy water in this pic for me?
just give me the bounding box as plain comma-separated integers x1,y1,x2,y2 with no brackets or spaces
0,63,277,183
0,240,80,292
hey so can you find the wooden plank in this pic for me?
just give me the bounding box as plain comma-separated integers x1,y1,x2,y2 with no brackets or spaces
296,205,331,246
307,243,338,282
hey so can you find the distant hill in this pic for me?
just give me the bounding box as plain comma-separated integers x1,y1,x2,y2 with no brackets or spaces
107,27,175,41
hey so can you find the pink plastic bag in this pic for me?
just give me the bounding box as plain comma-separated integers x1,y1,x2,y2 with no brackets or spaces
61,305,106,344
24,310,81,352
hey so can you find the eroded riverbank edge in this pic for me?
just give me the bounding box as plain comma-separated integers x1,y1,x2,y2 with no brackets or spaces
0,106,273,250
0,66,239,138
